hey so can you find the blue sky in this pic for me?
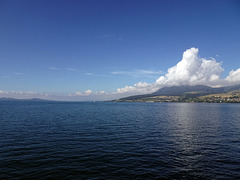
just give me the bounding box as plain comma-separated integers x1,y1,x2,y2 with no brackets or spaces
0,0,240,100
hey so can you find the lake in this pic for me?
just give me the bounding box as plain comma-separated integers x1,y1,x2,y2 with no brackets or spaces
0,101,240,179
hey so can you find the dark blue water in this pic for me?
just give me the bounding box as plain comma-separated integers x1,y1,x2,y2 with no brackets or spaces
0,101,240,179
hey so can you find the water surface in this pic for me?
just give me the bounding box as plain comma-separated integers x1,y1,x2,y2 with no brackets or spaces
0,101,240,179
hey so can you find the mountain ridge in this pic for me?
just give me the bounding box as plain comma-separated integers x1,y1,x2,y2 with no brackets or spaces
116,84,240,102
0,97,54,102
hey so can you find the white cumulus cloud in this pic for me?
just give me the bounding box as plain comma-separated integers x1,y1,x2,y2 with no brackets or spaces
112,47,240,97
115,82,154,95
74,90,93,96
225,68,240,83
156,47,224,86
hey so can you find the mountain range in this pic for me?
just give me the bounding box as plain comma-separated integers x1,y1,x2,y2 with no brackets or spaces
116,84,240,103
0,98,53,102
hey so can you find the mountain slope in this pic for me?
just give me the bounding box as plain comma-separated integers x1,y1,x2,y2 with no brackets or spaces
117,84,240,102
151,85,217,96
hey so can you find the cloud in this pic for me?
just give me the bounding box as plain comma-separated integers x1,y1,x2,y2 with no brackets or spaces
84,72,93,76
112,69,164,78
48,47,240,101
112,47,240,97
0,90,51,99
99,91,106,94
83,72,113,78
66,68,78,71
99,34,124,42
225,68,240,83
98,34,113,39
85,90,93,96
74,90,93,96
49,67,61,70
155,48,224,86
115,82,154,94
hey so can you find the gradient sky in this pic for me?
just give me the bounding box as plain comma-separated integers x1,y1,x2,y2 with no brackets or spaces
0,0,240,100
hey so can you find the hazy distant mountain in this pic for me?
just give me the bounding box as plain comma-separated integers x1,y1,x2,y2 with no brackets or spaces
117,84,240,102
0,97,53,102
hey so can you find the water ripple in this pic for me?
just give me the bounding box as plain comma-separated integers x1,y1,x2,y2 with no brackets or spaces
0,102,240,179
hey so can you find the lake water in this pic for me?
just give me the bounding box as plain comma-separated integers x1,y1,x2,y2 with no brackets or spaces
0,101,240,179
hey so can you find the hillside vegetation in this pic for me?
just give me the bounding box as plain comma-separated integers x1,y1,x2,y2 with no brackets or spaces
115,85,240,103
